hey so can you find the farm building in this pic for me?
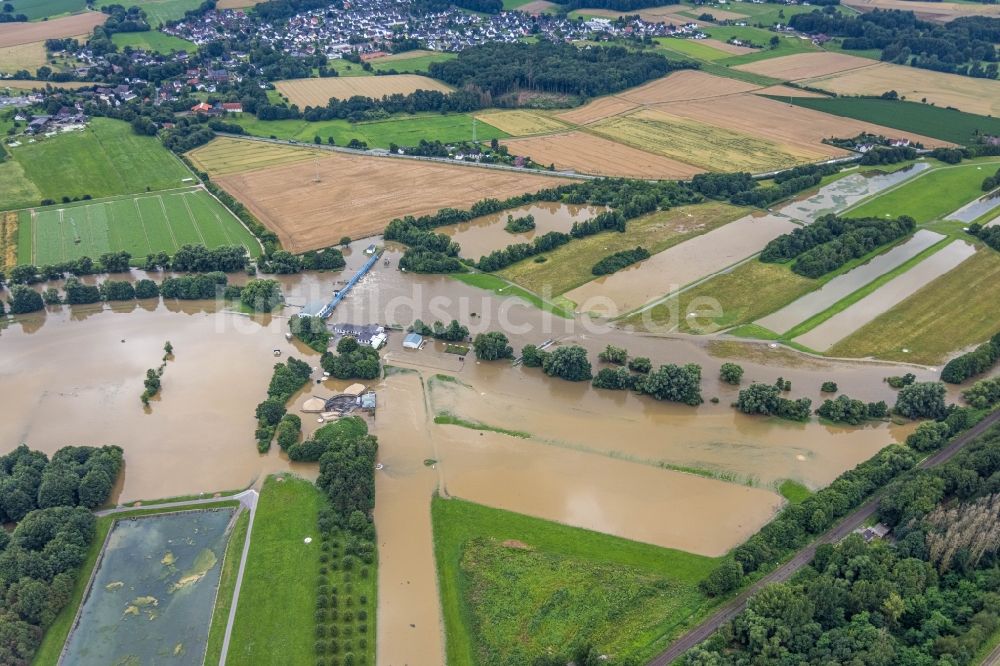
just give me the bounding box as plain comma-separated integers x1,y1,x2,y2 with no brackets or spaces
403,333,423,349
331,323,386,348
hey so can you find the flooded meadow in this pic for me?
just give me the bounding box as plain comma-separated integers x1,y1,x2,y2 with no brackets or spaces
61,508,235,665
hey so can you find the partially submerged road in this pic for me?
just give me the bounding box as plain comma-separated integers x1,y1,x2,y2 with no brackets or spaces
649,409,1000,666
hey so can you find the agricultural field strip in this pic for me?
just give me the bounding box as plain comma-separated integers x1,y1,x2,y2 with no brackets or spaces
755,229,946,334
275,74,452,108
793,240,977,351
0,11,105,47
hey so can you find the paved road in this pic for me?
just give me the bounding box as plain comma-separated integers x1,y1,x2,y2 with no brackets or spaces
983,641,1000,666
649,409,1000,666
95,490,255,517
218,490,259,666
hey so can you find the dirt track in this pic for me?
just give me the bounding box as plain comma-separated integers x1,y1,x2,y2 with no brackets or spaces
648,409,1000,665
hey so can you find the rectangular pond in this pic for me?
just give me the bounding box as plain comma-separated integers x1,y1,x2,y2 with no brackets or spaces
756,229,945,334
794,240,976,352
61,508,236,665
946,190,1000,224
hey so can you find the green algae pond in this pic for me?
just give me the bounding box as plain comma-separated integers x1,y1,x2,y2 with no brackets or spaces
61,508,236,665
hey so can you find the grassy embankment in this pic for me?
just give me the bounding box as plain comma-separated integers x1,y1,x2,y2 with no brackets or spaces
433,496,722,666
32,500,241,666
496,201,746,301
203,509,251,665
232,112,508,148
449,272,575,318
227,474,377,665
0,117,192,211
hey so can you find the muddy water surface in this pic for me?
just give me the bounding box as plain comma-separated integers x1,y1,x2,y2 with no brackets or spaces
788,162,931,222
946,190,1000,223
439,203,600,260
757,229,945,334
795,240,977,351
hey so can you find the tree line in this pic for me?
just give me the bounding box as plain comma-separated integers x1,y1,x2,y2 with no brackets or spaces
789,10,1000,78
941,330,1000,384
0,444,124,665
969,221,1000,253
691,418,1000,665
254,357,312,452
321,336,381,381
591,246,649,276
760,214,917,278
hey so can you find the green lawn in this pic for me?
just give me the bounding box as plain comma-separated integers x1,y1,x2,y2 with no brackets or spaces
778,480,812,504
654,37,736,62
227,475,324,665
112,30,197,54
449,272,574,318
2,118,193,210
714,2,834,26
8,0,86,20
204,509,250,666
370,51,457,73
777,97,1000,145
131,0,203,26
232,112,508,148
432,497,721,666
496,202,746,298
845,159,1000,223
325,59,373,77
32,500,241,666
17,187,261,265
705,27,817,66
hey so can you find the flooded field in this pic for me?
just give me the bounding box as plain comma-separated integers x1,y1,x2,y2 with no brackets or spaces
796,240,977,351
439,202,600,260
757,230,945,334
564,213,797,314
62,508,235,665
786,162,930,222
946,190,1000,223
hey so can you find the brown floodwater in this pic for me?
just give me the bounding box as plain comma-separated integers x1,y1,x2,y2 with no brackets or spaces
438,202,600,260
757,229,945,334
795,240,977,352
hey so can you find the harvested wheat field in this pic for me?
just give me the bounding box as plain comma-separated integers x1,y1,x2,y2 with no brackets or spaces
0,42,48,73
843,0,1000,21
592,108,816,173
275,75,452,107
556,96,640,125
657,93,950,152
754,85,827,98
619,70,760,105
735,52,879,81
701,38,756,55
798,63,1000,117
502,131,703,179
203,139,572,251
0,12,105,47
188,138,324,176
366,49,438,63
216,0,266,7
474,110,567,136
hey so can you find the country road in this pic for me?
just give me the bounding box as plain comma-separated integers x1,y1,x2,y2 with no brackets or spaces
649,408,1000,666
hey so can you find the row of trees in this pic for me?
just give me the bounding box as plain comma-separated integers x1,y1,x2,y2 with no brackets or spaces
941,330,1000,383
254,357,312,452
734,382,813,421
970,221,1000,253
816,394,889,424
591,246,650,276
410,319,469,342
6,251,132,285
0,444,124,665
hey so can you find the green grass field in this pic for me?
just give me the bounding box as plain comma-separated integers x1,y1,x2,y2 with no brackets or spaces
9,0,86,20
111,30,197,54
654,37,736,62
1,118,193,211
370,51,457,73
845,158,1000,223
32,500,241,666
324,59,372,77
778,480,812,504
16,187,262,265
227,475,324,665
433,497,720,665
232,112,508,148
449,272,574,318
707,27,817,66
778,97,1000,145
131,0,203,26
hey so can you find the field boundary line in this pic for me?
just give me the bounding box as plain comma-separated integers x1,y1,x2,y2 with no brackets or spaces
197,184,264,256
131,198,155,256
177,192,208,247
157,194,183,250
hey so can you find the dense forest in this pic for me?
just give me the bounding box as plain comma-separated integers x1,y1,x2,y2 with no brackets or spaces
0,445,124,665
688,420,1000,665
789,11,1000,78
427,41,693,99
